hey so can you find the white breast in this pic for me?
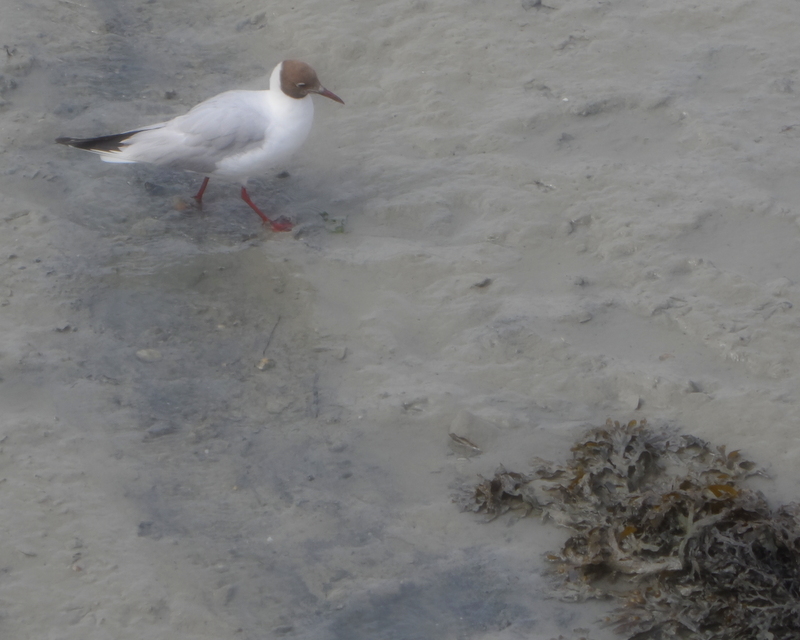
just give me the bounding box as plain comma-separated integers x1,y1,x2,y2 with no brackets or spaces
214,90,315,183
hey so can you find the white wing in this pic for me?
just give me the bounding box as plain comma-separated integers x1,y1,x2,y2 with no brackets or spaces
103,91,269,175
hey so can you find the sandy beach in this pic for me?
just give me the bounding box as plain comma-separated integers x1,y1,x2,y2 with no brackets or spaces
1,0,800,638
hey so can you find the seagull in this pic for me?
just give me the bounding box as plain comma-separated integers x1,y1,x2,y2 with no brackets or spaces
56,60,344,232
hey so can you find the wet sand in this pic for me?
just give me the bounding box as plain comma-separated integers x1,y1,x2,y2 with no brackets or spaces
1,0,800,638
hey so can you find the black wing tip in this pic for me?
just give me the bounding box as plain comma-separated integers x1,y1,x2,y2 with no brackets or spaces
55,130,142,152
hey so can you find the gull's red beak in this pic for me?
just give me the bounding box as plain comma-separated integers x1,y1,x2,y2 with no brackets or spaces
316,87,344,105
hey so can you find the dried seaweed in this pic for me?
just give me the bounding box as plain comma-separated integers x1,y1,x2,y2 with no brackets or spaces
460,420,800,639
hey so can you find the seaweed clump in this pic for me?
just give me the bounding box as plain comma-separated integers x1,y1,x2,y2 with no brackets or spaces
461,419,800,639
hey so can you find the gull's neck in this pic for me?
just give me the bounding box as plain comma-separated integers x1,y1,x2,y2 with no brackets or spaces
267,61,314,125
268,62,284,94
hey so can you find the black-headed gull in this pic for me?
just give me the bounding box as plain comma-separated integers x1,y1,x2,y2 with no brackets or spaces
56,60,344,232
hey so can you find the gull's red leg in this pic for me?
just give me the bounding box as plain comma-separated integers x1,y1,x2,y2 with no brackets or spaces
193,177,210,206
240,186,293,232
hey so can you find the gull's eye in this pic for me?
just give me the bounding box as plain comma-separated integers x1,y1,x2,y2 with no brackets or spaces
297,82,306,87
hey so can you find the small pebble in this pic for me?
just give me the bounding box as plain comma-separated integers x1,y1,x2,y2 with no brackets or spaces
145,423,175,439
255,357,275,370
136,349,162,362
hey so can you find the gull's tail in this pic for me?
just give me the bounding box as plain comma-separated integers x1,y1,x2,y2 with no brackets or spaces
56,130,144,152
56,124,165,164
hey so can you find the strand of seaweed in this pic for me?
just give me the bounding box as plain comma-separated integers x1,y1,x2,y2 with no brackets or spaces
460,419,800,639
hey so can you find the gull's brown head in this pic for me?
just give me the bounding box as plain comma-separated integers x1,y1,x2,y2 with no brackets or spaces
280,60,344,104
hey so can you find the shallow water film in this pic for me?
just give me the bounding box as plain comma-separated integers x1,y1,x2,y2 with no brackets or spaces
2,1,800,639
